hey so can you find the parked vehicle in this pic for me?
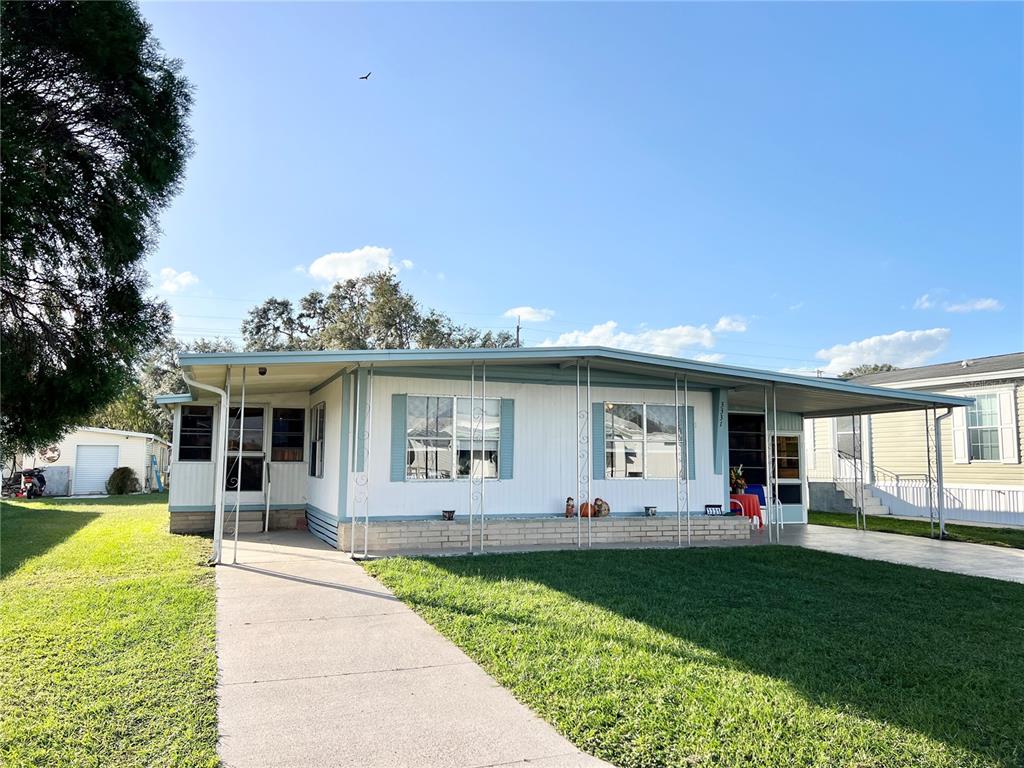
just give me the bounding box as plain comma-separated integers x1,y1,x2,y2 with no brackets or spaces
19,468,46,498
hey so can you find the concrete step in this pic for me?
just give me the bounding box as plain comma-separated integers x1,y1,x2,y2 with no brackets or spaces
225,521,264,534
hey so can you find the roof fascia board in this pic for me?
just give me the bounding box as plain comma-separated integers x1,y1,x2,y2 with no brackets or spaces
177,346,972,408
862,369,1024,389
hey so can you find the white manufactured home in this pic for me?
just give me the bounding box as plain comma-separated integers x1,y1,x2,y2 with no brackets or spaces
155,347,970,559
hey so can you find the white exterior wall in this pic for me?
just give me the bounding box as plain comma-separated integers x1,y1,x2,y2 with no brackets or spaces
23,429,163,495
305,378,343,515
360,375,724,519
168,391,312,511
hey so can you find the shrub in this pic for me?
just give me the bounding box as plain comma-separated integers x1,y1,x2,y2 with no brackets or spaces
106,467,141,495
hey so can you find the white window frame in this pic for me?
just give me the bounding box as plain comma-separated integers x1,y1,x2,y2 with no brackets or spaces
604,401,686,481
405,394,501,482
966,392,1002,463
309,401,326,478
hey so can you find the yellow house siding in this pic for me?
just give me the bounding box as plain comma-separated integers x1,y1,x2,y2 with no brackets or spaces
869,385,1023,486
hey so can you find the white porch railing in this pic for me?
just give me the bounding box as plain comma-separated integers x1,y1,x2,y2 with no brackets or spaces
871,480,1024,526
810,450,1024,527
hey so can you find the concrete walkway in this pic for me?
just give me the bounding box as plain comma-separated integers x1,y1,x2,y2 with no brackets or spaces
215,532,612,768
778,524,1024,583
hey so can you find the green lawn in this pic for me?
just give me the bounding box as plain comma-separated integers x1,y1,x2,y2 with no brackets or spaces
0,494,218,768
809,510,1024,549
367,548,1023,768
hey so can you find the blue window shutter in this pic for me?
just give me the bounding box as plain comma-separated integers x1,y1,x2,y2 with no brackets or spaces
390,394,407,482
499,399,515,479
355,369,369,472
592,402,605,480
686,405,696,480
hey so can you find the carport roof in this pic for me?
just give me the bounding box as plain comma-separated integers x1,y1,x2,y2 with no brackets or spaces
159,346,972,418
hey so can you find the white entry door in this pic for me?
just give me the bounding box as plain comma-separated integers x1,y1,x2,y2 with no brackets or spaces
75,445,119,495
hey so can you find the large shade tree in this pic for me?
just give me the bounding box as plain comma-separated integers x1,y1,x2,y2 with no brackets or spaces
242,270,516,352
1,0,192,453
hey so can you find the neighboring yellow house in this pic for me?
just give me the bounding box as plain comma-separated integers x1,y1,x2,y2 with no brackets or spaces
807,352,1023,526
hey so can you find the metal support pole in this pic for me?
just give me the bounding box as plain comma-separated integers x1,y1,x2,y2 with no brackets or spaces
587,362,592,548
576,363,582,549
684,376,691,547
674,376,681,547
182,370,228,565
934,408,951,539
363,366,373,558
764,387,772,542
481,362,486,554
772,384,780,539
233,366,246,563
469,363,475,554
350,371,359,558
924,408,935,537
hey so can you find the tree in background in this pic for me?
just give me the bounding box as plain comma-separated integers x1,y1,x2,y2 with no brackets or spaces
1,0,192,453
242,270,515,352
86,336,237,439
839,363,898,379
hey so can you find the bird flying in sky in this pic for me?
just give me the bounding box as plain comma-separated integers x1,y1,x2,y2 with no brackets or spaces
359,72,371,80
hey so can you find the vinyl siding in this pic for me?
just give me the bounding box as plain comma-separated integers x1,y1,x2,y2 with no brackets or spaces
167,390,314,510
870,385,1023,486
366,375,723,518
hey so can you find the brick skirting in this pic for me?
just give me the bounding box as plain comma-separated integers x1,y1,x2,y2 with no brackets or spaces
169,507,305,534
337,514,751,555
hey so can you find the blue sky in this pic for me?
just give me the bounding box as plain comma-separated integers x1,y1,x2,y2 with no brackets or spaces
141,1,1022,374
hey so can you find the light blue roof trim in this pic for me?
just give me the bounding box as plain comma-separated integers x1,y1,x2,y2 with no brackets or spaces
178,345,973,408
154,393,195,405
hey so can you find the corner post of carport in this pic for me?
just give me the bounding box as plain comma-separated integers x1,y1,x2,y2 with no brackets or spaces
934,406,952,539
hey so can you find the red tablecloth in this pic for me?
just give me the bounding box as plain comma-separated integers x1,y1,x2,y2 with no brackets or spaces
730,494,763,527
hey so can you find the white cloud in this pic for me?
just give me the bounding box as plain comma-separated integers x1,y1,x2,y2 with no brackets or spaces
158,267,199,294
913,294,934,310
944,297,1003,313
814,328,950,375
540,320,715,357
504,306,555,323
306,246,410,283
788,302,804,311
714,315,747,333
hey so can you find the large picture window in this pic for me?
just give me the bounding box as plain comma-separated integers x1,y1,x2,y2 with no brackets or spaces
605,402,687,479
967,394,1000,461
309,402,326,477
272,408,305,462
406,395,499,480
179,405,214,461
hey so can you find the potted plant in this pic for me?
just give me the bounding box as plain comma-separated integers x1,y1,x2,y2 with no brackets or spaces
729,465,747,495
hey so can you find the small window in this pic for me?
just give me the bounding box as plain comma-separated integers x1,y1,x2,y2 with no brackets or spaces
226,456,263,492
272,408,305,462
179,405,214,461
967,394,1000,461
309,403,326,477
774,435,801,480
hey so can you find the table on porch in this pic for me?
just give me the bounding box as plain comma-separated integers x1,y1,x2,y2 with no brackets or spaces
730,494,763,528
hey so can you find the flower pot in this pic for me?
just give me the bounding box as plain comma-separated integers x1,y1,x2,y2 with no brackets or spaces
441,510,455,521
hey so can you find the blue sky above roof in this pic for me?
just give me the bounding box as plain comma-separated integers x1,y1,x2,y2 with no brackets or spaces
142,2,1022,374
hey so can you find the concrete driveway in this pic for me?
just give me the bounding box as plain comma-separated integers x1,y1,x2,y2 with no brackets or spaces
215,532,612,768
779,524,1024,583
